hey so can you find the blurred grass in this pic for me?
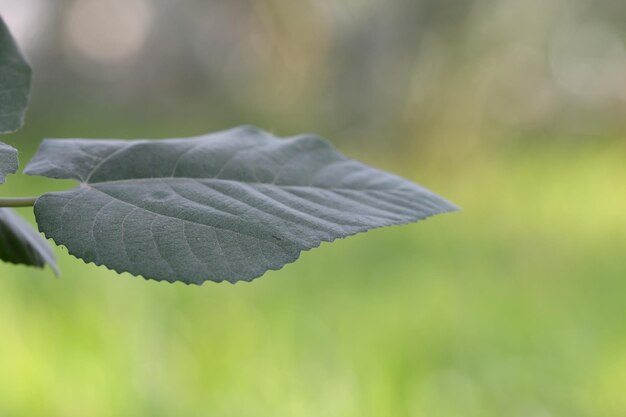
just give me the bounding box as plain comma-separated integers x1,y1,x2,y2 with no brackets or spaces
1,137,625,417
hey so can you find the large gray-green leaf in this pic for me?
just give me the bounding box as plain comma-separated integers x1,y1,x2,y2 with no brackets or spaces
24,126,457,284
0,141,18,183
0,208,58,274
0,17,31,134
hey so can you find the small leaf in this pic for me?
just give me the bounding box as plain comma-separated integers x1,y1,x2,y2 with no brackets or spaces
24,126,457,284
0,16,32,134
0,141,18,183
0,208,58,274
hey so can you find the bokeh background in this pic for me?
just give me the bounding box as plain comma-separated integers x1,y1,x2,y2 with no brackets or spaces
1,1,626,416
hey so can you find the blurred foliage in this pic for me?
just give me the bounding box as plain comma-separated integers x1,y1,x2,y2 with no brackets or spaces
2,0,625,150
0,0,625,416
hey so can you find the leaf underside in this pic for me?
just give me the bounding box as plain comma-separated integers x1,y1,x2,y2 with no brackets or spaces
24,126,457,284
0,208,58,274
0,141,18,183
0,16,31,134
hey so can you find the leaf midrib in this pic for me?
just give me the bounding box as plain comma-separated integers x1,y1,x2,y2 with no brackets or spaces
83,176,408,193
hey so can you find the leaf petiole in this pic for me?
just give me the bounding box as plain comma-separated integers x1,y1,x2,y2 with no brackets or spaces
0,197,38,207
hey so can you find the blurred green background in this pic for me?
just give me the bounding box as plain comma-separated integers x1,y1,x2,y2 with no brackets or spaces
1,0,626,416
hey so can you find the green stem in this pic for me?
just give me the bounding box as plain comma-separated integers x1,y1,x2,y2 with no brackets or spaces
0,197,38,207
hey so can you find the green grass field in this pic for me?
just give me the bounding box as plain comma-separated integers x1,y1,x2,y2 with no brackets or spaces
1,141,625,417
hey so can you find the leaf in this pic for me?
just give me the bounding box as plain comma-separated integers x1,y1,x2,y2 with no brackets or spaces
24,126,457,284
0,16,31,134
0,141,18,183
0,208,58,274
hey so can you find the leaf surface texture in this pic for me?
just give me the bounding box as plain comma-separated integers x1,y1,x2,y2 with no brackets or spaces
0,142,17,183
25,127,457,284
0,17,31,134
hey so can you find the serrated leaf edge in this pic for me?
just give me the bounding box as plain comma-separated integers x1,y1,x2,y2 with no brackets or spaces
34,200,457,285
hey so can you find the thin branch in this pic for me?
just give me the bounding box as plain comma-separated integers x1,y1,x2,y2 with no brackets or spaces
0,197,38,207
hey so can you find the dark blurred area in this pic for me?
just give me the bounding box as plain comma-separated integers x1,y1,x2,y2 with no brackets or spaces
3,0,626,152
